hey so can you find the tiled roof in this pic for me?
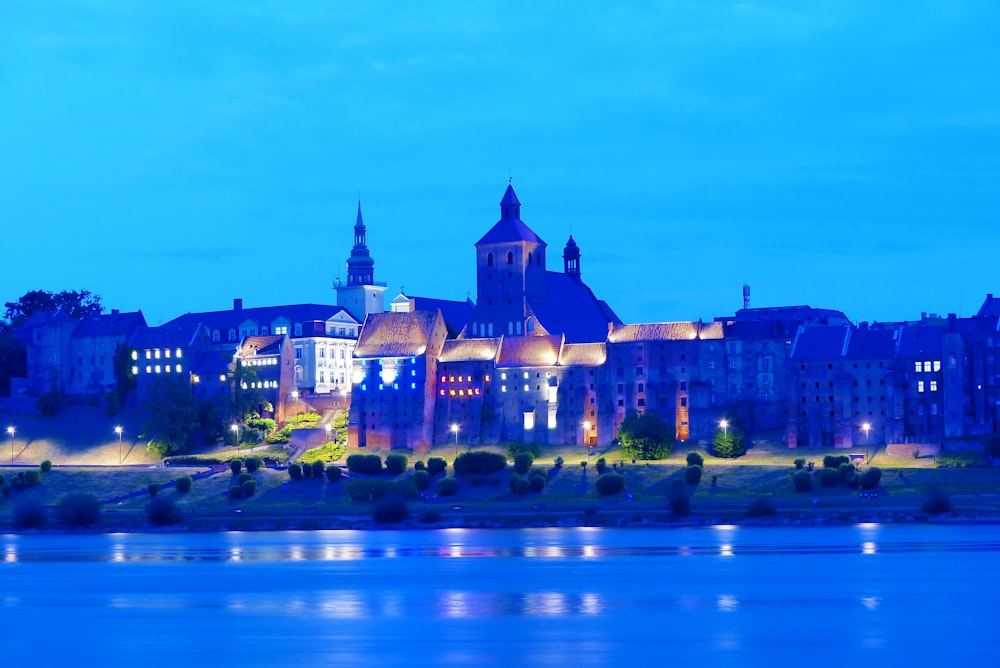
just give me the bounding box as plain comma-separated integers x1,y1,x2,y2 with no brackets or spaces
790,326,849,361
527,272,622,343
409,296,474,337
844,328,896,360
240,335,284,357
131,323,205,350
558,342,607,366
165,303,357,331
439,338,501,362
496,335,561,368
72,311,146,338
354,311,441,358
895,324,944,359
608,320,721,343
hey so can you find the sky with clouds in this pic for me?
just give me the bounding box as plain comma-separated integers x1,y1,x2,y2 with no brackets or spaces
2,1,998,326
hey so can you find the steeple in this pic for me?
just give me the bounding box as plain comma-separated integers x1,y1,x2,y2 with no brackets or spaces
499,184,521,220
347,200,375,286
563,235,581,281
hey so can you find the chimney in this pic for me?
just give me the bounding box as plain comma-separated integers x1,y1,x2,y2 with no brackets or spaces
234,298,243,312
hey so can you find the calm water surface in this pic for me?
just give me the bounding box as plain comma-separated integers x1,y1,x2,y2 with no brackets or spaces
2,525,998,666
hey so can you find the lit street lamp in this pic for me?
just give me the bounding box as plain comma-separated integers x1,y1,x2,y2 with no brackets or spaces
583,421,592,458
6,426,14,464
231,423,240,451
115,425,124,464
719,419,729,437
450,423,459,458
862,422,872,465
291,390,300,415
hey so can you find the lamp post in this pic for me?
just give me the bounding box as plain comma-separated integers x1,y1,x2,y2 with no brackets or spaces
231,423,240,451
291,390,299,416
115,425,124,464
583,421,592,458
6,426,14,464
862,422,871,465
719,419,729,438
450,423,459,458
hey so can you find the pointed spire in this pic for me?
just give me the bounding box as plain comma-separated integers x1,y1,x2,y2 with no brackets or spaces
347,200,374,286
500,184,521,220
355,200,365,230
563,235,581,281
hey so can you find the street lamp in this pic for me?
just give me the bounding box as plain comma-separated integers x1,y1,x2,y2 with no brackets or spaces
862,422,871,465
583,421,592,458
719,419,729,437
291,390,299,415
6,426,14,464
115,425,124,464
450,423,459,458
231,423,240,450
325,422,333,441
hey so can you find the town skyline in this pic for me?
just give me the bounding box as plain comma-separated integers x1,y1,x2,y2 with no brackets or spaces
3,2,999,326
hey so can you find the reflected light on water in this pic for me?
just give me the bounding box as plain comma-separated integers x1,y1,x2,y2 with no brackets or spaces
229,548,242,562
320,591,365,619
112,544,126,563
5,547,16,563
288,546,305,561
861,596,880,610
580,593,603,615
862,541,877,555
441,591,469,618
582,545,599,559
525,592,567,616
717,594,739,612
720,544,734,557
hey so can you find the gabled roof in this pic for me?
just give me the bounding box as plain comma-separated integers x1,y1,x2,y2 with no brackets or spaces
976,294,1000,318
608,320,722,343
407,296,474,338
72,311,146,338
844,327,896,360
558,342,607,366
526,271,622,343
475,185,546,246
165,303,358,331
131,323,205,350
239,335,284,357
789,326,849,361
895,323,944,359
496,335,561,368
354,311,441,358
14,309,73,339
438,338,502,363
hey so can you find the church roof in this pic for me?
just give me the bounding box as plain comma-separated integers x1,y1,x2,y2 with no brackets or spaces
354,311,441,358
496,335,561,368
439,338,502,362
526,271,622,343
475,185,546,246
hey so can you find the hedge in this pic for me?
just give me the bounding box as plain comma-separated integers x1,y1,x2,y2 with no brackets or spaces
454,451,506,477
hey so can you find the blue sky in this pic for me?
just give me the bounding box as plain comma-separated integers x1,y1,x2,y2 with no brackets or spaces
2,1,998,326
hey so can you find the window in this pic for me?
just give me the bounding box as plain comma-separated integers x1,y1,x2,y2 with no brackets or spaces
931,403,938,415
294,324,302,336
680,381,686,390
914,361,921,373
680,397,687,407
933,360,941,372
728,358,737,369
506,251,513,265
294,347,302,359
487,253,494,267
930,380,938,392
918,381,925,393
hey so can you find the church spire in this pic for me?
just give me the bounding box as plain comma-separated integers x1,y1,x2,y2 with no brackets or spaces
499,184,521,220
347,200,375,286
563,234,581,281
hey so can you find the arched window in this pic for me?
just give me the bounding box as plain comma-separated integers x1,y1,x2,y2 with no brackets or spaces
506,251,513,265
526,317,535,333
487,253,494,267
527,252,532,264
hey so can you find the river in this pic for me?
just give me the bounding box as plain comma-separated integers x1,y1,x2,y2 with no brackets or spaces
1,524,997,665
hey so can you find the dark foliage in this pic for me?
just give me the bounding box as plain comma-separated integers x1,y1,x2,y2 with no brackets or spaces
40,460,52,473
514,452,534,475
311,460,326,478
454,451,506,477
412,469,431,490
923,487,953,514
746,497,776,518
427,457,448,476
229,485,244,499
823,455,851,469
245,456,262,473
346,454,384,475
13,499,48,528
241,479,257,496
686,452,704,467
385,454,409,476
147,483,160,497
229,459,243,475
668,479,690,518
818,468,841,487
436,477,459,497
373,494,409,524
528,471,546,493
414,460,426,471
345,479,419,502
595,473,626,495
684,465,703,485
288,463,303,480
36,391,63,416
793,470,812,492
859,467,882,490
325,465,342,482
146,496,182,525
23,469,41,487
617,410,674,460
793,458,806,470
506,442,541,459
175,476,193,493
57,494,101,527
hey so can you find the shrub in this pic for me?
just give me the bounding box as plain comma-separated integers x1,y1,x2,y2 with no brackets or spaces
792,470,812,492
711,474,718,486
818,468,841,488
923,487,953,514
823,454,850,469
617,410,674,460
175,476,193,493
386,454,409,476
454,451,506,477
414,460,426,471
837,462,855,481
427,457,448,476
668,480,690,518
467,473,487,487
147,483,160,497
301,460,313,478
325,466,342,483
747,497,776,518
793,458,806,470
595,473,625,495
436,477,459,497
241,479,257,496
346,454,384,475
163,455,226,466
686,452,704,467
237,472,253,485
554,456,564,468
36,391,63,416
529,472,546,493
229,459,243,475
345,479,419,502
40,460,52,473
513,476,530,495
229,485,244,499
595,457,608,474
247,417,276,433
712,429,746,459
23,469,41,487
57,494,101,527
288,463,303,480
13,499,47,528
412,469,431,490
146,496,181,525
506,442,541,459
684,465,703,485
245,456,262,473
514,453,534,475
859,467,882,490
311,460,326,478
373,494,409,524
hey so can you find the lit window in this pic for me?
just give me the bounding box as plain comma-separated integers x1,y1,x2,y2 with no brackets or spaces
378,383,383,390
474,388,480,395
524,384,529,392
449,376,455,382
501,385,507,393
411,383,416,390
411,370,416,376
933,360,940,372
361,383,367,391
145,350,151,359
501,373,507,380
165,349,171,358
449,389,456,396
548,414,556,429
918,381,925,393
131,350,138,361
458,389,465,396
523,372,529,379
930,380,938,392
485,375,491,382
131,366,138,375
393,383,399,390
523,412,535,430
923,361,931,372
154,365,161,373
165,365,171,373
146,366,151,373
220,375,226,382
440,389,446,396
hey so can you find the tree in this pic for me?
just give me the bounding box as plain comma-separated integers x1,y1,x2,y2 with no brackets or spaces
112,342,137,403
712,428,746,459
617,410,674,460
230,360,268,422
141,375,201,456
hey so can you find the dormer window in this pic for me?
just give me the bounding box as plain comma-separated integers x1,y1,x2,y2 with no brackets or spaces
294,323,302,336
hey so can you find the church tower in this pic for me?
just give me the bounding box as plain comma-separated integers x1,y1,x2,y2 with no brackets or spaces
469,184,547,338
563,235,581,282
335,201,387,322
